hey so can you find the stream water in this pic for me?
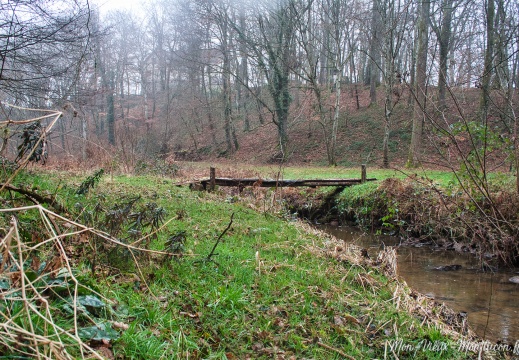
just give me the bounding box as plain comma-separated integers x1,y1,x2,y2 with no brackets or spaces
320,225,519,344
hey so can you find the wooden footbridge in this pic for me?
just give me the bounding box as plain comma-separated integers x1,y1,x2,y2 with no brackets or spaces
198,166,376,191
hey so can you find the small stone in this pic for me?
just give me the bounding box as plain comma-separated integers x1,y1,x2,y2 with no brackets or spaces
434,264,462,271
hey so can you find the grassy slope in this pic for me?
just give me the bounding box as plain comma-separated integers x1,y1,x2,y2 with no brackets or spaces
2,169,485,359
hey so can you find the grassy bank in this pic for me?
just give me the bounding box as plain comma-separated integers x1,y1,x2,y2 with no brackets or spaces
330,175,519,266
256,162,519,266
0,168,492,359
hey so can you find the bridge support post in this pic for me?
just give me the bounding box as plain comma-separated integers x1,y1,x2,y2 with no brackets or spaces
209,167,216,191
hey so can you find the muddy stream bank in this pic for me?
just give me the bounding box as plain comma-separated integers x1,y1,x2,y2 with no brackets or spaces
319,225,519,344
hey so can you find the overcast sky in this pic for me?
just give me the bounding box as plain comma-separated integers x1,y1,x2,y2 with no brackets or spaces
92,0,142,14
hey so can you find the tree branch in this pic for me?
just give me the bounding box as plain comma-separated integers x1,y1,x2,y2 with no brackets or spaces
205,212,234,262
0,183,66,213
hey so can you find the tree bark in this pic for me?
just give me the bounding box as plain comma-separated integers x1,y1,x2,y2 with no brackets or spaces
221,14,235,154
369,0,380,105
238,6,250,132
479,0,495,124
407,0,430,168
438,0,454,110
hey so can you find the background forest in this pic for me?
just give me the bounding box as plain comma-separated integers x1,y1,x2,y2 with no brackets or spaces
1,0,518,175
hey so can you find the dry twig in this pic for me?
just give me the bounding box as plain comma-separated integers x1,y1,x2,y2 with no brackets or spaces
0,204,178,359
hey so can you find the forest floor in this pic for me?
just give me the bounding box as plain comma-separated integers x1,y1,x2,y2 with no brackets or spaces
164,85,491,172
0,167,514,359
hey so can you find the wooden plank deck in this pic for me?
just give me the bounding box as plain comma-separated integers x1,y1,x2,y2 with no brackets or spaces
199,177,376,189
193,166,375,190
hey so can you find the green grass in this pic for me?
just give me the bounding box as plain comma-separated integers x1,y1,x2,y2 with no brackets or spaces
0,168,493,359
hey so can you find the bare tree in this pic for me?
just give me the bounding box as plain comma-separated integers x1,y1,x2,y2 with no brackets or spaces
479,0,495,123
204,0,240,154
91,11,117,145
234,0,299,159
407,0,430,168
432,0,456,110
368,0,382,105
0,0,92,103
380,0,409,168
295,0,355,166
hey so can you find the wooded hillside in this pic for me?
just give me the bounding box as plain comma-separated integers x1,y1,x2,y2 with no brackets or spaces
0,0,518,175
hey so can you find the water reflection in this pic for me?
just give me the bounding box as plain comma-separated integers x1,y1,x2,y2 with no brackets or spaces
320,225,519,343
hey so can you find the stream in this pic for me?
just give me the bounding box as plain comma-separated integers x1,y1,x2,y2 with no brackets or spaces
320,225,519,343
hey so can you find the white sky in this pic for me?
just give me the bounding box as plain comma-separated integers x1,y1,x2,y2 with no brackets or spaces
91,0,143,14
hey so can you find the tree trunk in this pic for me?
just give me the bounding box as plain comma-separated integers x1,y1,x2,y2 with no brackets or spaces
107,88,115,146
438,0,454,109
330,70,342,166
381,0,399,169
239,6,250,132
274,74,291,157
59,116,66,151
383,51,394,169
221,11,236,155
319,3,330,86
202,65,217,146
479,0,495,124
223,50,233,153
494,0,509,92
407,0,430,168
515,116,519,194
369,0,380,105
81,115,87,161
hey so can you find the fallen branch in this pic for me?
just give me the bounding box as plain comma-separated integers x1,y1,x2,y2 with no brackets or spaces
204,213,234,262
0,183,66,213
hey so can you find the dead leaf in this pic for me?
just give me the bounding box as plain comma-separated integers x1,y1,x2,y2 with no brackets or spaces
92,346,114,360
79,233,90,243
268,306,288,317
453,242,465,252
31,256,41,272
180,311,202,323
112,322,129,331
255,330,271,340
343,314,360,325
333,315,345,326
31,232,43,244
252,343,264,352
263,346,284,355
10,271,21,286
273,318,286,328
42,255,63,278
